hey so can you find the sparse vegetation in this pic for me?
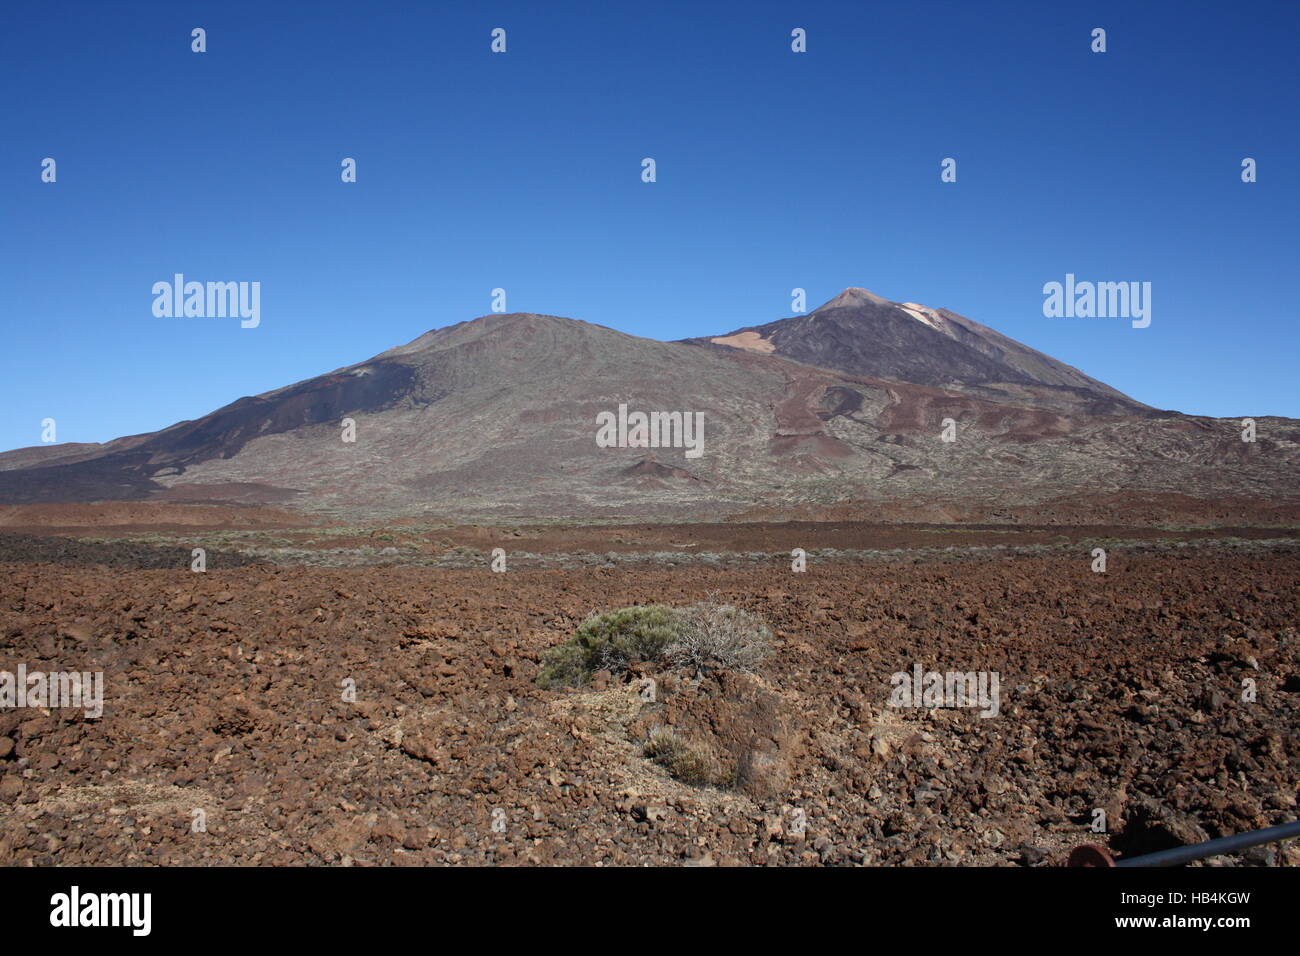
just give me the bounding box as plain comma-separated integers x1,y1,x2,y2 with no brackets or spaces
668,598,774,673
536,604,688,689
535,598,773,688
643,726,729,786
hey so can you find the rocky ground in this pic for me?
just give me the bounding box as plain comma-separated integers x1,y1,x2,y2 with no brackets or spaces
0,532,260,570
5,516,1298,571
0,537,1297,866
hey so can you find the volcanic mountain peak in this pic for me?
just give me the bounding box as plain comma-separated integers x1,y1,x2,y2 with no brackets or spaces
814,287,891,310
690,287,1146,415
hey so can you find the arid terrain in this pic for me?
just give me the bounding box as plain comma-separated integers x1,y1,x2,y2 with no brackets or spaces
1,524,1297,867
2,290,1296,867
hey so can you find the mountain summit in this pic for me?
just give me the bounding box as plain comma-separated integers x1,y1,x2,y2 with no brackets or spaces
692,288,1141,415
817,287,892,309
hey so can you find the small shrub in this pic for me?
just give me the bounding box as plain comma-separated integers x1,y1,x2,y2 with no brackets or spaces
536,599,773,689
643,726,722,786
536,604,688,689
666,599,773,673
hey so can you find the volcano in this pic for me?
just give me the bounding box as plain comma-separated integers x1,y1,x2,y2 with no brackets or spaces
686,288,1144,417
1,291,1296,523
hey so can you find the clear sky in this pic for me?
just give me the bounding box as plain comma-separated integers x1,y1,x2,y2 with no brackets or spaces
3,0,1297,453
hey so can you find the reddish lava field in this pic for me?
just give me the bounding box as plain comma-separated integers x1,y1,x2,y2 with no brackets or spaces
1,538,1298,866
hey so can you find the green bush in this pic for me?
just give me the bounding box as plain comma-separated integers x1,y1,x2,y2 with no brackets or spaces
536,604,688,689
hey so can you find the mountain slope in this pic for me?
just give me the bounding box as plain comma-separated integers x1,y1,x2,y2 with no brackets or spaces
0,301,1295,523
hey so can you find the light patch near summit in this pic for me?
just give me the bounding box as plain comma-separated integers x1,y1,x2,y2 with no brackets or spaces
899,303,944,332
710,331,776,353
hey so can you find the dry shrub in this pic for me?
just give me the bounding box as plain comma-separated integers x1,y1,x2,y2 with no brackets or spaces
666,597,773,673
643,726,729,786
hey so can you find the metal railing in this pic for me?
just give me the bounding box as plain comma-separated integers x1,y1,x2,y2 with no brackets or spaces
1069,819,1300,867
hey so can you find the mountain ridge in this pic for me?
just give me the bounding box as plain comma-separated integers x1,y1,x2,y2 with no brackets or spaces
1,293,1294,521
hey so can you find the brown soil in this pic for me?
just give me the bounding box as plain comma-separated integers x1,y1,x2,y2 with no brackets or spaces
1,544,1296,866
0,502,312,535
733,492,1300,527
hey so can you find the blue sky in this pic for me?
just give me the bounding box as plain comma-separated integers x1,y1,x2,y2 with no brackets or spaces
2,0,1297,453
